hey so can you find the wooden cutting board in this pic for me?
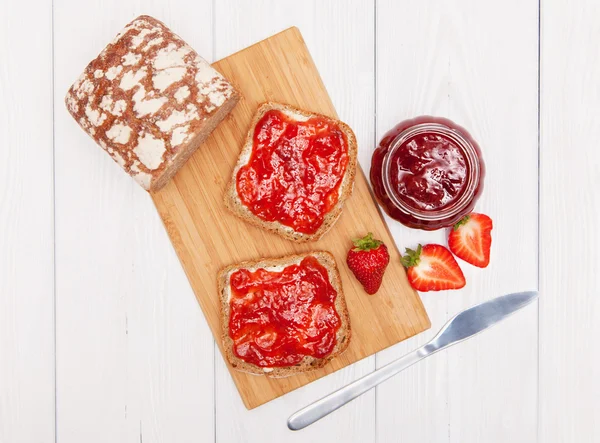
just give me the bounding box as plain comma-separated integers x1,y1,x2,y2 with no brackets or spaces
151,27,431,409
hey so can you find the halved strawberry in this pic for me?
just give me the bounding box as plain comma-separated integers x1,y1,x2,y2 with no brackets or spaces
448,213,493,268
401,244,466,292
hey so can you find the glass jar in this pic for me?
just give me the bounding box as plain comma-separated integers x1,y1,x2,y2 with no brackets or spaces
370,116,485,230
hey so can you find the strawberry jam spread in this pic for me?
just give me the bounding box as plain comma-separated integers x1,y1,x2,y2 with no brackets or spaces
236,109,349,234
390,133,468,211
371,116,484,230
228,256,341,367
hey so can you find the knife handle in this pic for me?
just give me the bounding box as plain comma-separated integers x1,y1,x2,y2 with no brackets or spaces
287,347,428,431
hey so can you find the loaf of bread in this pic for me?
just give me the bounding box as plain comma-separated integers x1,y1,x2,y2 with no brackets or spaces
224,102,357,242
218,251,351,377
65,15,240,191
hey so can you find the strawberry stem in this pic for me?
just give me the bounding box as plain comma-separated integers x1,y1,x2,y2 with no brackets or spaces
401,244,422,268
453,215,471,231
352,232,382,251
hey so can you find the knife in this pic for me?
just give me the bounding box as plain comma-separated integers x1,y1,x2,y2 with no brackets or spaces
288,290,539,431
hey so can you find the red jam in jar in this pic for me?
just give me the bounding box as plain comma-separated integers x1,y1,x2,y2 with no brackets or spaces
370,116,484,230
236,109,349,235
228,256,341,368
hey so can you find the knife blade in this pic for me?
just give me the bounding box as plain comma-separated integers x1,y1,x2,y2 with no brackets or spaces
288,290,539,431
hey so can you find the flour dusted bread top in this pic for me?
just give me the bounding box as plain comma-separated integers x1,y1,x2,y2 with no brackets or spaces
65,15,239,191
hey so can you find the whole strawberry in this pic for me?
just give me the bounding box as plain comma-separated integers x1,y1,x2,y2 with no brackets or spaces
347,232,390,294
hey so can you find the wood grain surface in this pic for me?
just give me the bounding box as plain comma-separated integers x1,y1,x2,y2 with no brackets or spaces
212,2,378,440
374,1,539,442
53,2,218,442
0,1,55,442
4,0,599,441
151,27,430,409
540,1,600,442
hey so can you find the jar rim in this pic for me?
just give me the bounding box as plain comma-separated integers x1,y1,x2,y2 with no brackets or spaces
381,122,481,222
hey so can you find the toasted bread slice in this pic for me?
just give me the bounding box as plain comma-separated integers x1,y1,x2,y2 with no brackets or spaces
224,102,358,242
217,251,352,378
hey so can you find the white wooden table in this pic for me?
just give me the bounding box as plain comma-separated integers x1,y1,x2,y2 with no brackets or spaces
1,1,598,442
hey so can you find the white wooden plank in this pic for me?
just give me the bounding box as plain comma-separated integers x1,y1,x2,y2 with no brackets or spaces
539,1,600,441
375,1,539,442
213,1,376,441
54,3,215,442
374,4,451,440
0,2,55,443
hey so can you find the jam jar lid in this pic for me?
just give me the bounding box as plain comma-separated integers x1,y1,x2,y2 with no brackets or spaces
381,122,483,227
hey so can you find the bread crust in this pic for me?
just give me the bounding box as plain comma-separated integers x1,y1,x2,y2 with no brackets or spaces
223,102,358,242
65,15,240,192
217,251,352,378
